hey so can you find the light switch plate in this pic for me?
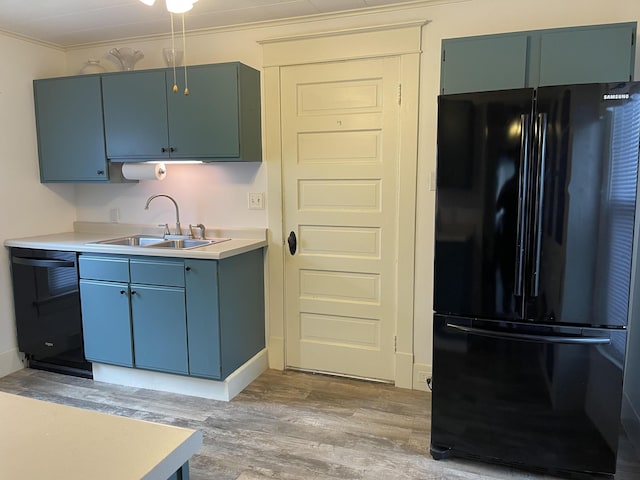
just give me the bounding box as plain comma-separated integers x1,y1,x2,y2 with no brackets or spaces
248,192,265,210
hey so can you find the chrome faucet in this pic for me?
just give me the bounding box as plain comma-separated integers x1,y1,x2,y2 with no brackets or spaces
144,194,182,235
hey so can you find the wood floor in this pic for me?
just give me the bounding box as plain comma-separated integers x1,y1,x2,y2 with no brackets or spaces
0,368,639,480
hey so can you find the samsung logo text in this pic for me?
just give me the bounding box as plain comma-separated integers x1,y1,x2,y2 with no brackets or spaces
603,93,630,100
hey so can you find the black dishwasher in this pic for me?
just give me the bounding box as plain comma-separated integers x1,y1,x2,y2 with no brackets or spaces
10,248,92,378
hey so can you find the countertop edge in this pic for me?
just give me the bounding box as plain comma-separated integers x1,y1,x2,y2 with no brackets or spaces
4,231,267,260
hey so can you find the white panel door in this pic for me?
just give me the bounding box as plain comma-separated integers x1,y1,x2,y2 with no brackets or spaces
282,57,400,381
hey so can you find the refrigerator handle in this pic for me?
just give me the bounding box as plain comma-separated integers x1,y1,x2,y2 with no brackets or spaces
531,112,548,297
445,323,611,345
514,114,531,296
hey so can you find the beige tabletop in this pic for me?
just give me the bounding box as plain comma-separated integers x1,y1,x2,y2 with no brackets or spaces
0,391,202,480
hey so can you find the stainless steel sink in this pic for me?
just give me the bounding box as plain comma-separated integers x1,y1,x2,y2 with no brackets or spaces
93,235,165,247
151,239,217,249
89,235,230,250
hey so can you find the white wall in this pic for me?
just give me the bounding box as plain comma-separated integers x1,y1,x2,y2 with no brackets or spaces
2,0,639,378
0,33,74,376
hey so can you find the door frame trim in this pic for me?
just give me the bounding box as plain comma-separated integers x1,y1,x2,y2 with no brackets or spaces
261,21,424,388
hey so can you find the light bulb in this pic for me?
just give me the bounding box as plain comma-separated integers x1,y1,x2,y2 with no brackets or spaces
165,0,194,13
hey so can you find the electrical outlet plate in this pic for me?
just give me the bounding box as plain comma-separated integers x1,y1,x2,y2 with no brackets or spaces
109,208,120,223
248,192,265,210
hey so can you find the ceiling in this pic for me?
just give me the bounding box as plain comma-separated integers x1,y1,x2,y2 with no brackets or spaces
0,0,423,48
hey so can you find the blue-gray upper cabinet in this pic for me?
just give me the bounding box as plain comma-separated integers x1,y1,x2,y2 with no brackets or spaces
101,70,170,160
102,62,262,162
440,33,530,95
33,75,110,182
537,24,636,86
441,22,636,94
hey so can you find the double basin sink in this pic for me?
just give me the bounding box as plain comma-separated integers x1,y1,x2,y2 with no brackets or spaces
91,234,230,250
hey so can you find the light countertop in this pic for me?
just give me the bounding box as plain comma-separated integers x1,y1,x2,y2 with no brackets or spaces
4,222,267,260
0,391,202,480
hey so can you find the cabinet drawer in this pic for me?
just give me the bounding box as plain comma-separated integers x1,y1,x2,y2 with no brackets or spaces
130,257,185,287
79,255,129,282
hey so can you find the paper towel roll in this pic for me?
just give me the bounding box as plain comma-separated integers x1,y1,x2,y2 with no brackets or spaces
122,163,166,181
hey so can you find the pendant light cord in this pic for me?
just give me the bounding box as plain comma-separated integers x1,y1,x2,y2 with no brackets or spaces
170,13,178,93
182,13,189,95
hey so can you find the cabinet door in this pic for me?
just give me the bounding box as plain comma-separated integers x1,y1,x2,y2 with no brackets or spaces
218,250,265,378
131,284,188,375
79,279,133,367
184,259,221,379
441,34,529,94
167,63,241,159
34,76,109,182
539,23,636,86
102,70,170,159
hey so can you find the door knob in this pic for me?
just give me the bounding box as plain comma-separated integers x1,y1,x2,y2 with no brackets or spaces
287,231,297,255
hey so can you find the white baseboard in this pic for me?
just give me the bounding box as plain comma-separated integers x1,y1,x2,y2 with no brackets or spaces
0,348,25,378
412,362,432,392
92,349,268,401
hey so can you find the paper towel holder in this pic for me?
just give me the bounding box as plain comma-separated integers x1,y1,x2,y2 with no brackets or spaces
105,162,138,184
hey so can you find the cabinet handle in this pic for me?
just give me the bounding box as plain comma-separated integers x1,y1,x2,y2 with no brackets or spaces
185,266,191,271
170,147,176,152
161,147,168,153
130,290,137,295
120,290,126,295
97,170,105,175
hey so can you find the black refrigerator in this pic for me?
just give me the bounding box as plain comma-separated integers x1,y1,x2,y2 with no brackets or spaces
431,82,640,477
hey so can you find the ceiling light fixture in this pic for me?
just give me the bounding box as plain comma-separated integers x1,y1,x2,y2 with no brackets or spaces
138,0,198,95
138,0,198,13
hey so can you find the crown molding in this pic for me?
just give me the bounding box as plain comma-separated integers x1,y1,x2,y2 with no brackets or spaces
65,0,468,51
0,28,64,52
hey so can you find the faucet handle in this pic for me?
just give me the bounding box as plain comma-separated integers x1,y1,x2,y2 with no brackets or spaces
188,223,206,239
158,223,170,236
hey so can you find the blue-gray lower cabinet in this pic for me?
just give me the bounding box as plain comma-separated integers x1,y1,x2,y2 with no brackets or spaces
79,279,134,367
185,250,265,380
79,250,265,380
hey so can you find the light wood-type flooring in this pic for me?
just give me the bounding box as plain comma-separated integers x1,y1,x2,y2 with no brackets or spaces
0,368,639,479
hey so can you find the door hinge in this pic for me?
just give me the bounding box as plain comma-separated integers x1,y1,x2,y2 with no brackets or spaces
398,83,402,105
632,31,635,46
442,48,446,62
394,335,397,353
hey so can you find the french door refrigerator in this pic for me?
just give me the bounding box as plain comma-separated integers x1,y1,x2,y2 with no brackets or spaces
431,82,640,477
